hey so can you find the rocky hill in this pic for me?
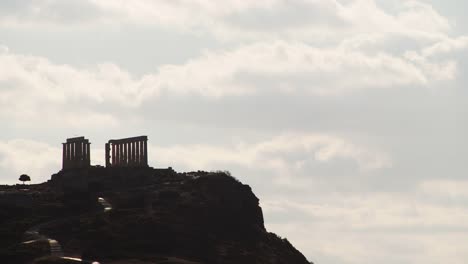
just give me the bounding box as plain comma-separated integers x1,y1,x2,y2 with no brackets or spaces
0,167,311,264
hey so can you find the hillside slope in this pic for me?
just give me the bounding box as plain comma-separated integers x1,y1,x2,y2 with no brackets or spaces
0,168,311,264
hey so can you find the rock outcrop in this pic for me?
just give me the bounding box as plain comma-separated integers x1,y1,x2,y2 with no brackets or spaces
0,168,310,264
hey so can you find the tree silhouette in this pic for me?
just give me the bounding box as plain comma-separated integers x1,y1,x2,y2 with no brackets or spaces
19,174,31,185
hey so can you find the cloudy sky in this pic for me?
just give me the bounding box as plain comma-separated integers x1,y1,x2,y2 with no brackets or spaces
1,0,467,263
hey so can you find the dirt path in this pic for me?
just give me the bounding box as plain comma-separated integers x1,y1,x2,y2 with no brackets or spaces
22,196,112,263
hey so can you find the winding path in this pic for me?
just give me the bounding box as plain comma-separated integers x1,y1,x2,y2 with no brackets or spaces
24,222,65,257
22,197,112,263
48,239,64,257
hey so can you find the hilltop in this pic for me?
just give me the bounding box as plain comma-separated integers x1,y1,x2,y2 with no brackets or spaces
0,167,311,264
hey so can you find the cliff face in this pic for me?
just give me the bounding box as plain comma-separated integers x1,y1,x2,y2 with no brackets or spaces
1,169,310,264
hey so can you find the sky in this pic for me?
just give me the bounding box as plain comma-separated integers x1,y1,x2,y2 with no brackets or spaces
0,0,467,263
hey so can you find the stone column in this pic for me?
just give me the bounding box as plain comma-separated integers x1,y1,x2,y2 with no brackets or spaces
69,143,73,167
143,139,148,166
86,142,91,163
65,143,69,164
120,142,124,166
75,142,78,167
62,143,66,169
124,142,128,166
127,142,131,166
129,142,132,165
71,142,76,168
115,143,119,166
128,142,133,166
119,142,124,166
105,143,110,167
77,142,83,167
77,142,81,167
111,143,116,167
83,142,86,165
127,142,131,165
69,142,72,167
82,143,86,166
139,141,143,165
68,143,71,168
128,142,132,166
120,143,123,166
68,143,71,167
84,142,88,165
131,142,135,166
113,143,116,166
82,142,86,165
136,141,140,165
75,142,79,167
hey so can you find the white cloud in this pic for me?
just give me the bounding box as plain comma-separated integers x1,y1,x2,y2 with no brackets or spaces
0,53,136,105
421,36,468,57
0,139,60,183
419,179,468,199
0,0,455,42
0,50,129,127
391,0,450,35
146,41,450,97
263,192,468,264
0,39,461,129
151,133,391,172
265,194,468,230
0,41,454,99
0,1,464,114
0,0,101,27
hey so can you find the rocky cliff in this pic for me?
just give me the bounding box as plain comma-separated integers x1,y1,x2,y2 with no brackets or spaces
0,168,311,264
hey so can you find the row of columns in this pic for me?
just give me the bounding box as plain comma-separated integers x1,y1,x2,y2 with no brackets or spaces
62,137,91,169
105,136,148,167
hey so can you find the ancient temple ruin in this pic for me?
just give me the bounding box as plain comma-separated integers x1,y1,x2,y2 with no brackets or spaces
62,137,91,170
105,136,148,167
61,135,149,170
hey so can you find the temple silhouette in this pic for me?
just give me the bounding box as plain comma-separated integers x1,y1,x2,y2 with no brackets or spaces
105,136,148,168
62,137,91,169
62,135,149,170
54,135,172,192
